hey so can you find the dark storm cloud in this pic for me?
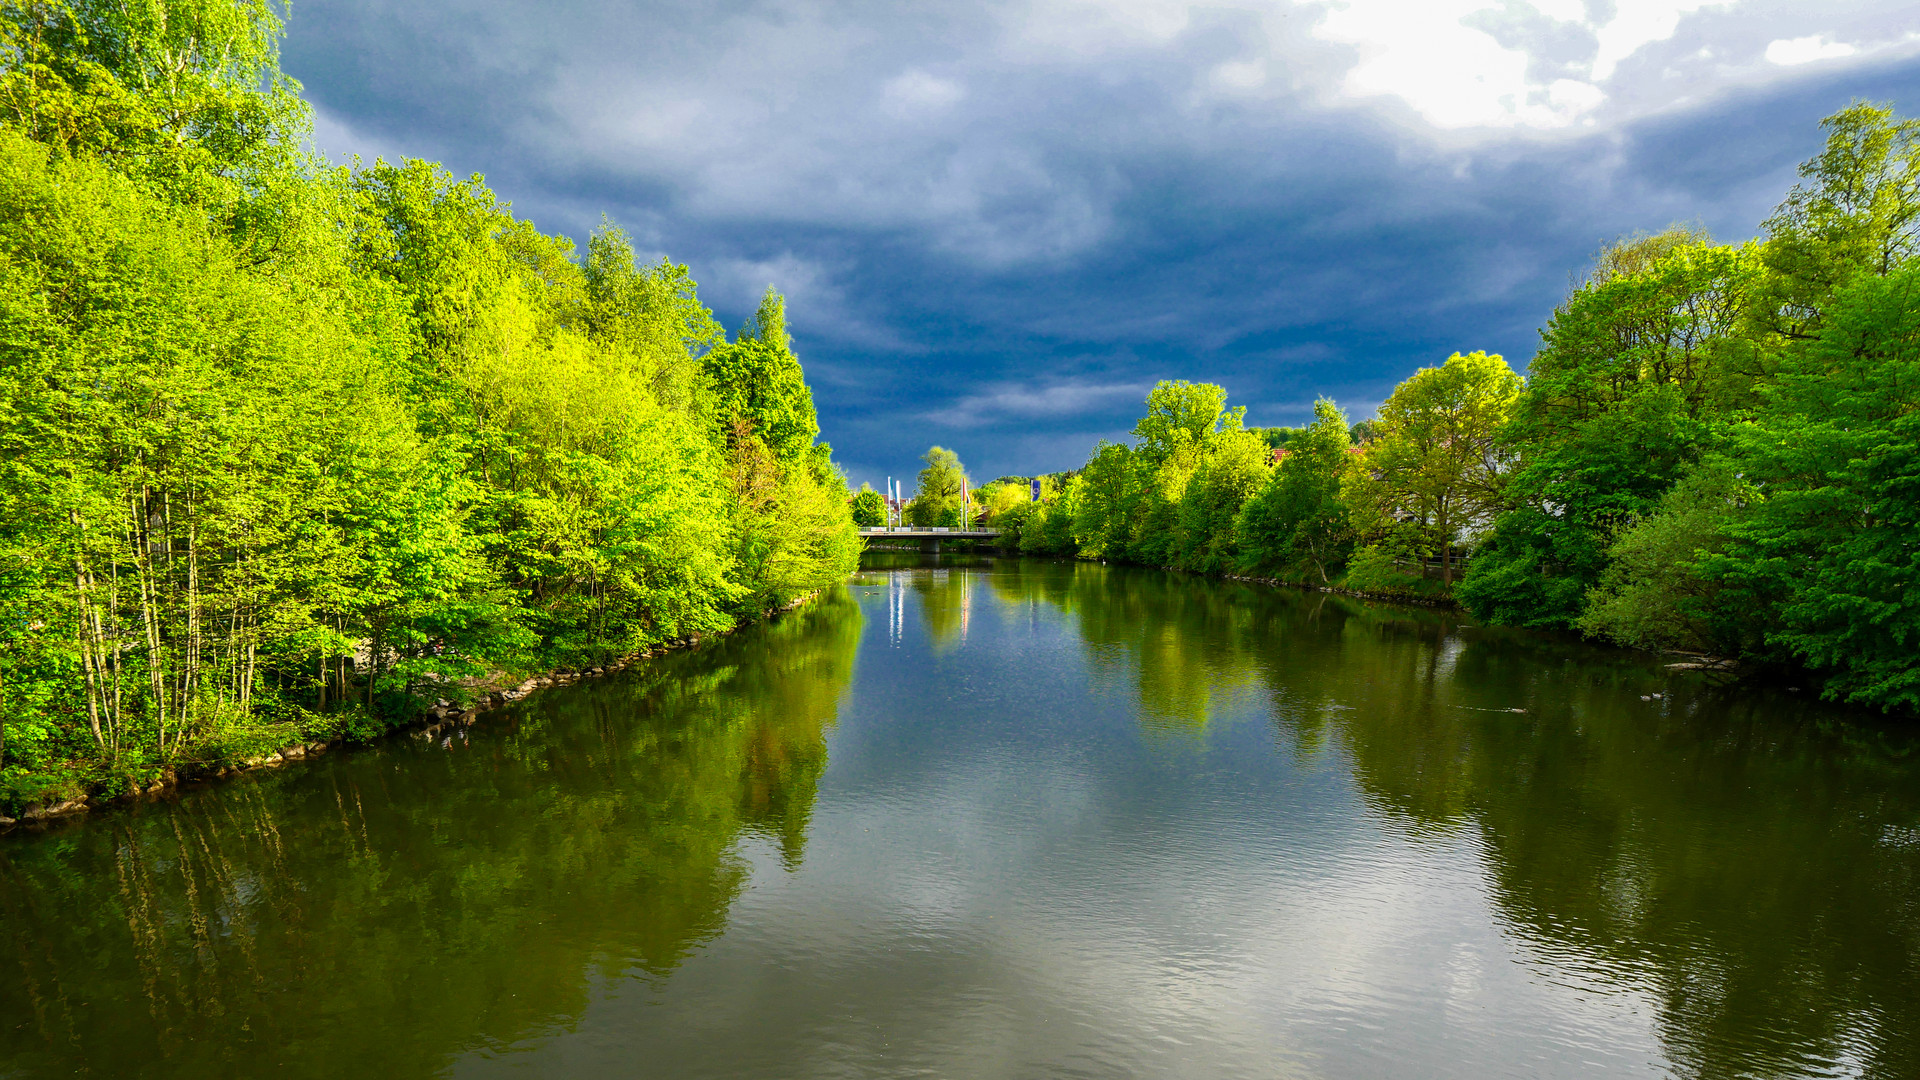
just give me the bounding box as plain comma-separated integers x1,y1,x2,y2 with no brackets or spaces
283,1,1920,485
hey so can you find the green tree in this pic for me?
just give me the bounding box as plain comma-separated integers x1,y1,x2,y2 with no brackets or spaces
1169,428,1270,573
1545,104,1920,703
971,480,1033,526
1235,399,1353,582
725,423,859,616
1248,425,1305,451
1701,263,1920,709
1067,380,1249,566
1755,101,1920,343
0,2,864,807
1355,351,1523,587
1022,478,1081,556
0,0,309,226
1577,464,1751,653
702,287,820,464
910,446,969,527
1459,234,1761,627
850,484,886,527
1132,380,1238,464
1069,441,1138,557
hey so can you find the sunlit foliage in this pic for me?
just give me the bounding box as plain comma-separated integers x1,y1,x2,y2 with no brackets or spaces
0,3,856,808
1023,103,1920,711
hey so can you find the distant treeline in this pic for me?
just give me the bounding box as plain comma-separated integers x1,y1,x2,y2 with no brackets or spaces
992,103,1920,714
0,2,858,809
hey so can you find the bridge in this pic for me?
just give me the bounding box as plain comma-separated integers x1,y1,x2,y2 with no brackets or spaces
860,527,1001,552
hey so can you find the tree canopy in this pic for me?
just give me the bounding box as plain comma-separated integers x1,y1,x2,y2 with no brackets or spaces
1009,102,1920,713
910,447,970,527
0,2,857,810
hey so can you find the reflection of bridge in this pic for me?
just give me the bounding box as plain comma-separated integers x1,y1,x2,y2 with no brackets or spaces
859,527,1000,552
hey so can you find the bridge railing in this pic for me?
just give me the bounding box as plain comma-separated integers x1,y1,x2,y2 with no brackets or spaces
857,527,1001,536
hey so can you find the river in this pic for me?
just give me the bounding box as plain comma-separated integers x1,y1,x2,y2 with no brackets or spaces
3,553,1917,1079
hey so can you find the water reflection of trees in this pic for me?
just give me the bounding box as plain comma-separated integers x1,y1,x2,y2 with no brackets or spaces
911,569,976,653
985,560,1420,734
991,561,1920,1080
861,552,994,654
0,588,861,1079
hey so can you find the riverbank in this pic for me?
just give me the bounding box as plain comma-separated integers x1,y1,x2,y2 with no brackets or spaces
978,545,1755,679
0,591,822,831
976,537,1459,609
1220,571,1459,609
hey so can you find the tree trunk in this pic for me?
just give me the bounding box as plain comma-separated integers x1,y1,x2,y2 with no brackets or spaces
74,562,105,749
228,603,239,702
134,492,168,757
70,510,107,750
241,635,256,712
184,489,201,720
108,555,123,758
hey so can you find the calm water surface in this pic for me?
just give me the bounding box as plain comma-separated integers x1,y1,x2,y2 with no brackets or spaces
4,554,1919,1079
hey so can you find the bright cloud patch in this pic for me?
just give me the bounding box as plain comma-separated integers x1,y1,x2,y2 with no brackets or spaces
1591,0,1720,80
1310,0,1725,128
882,69,965,117
923,380,1151,428
1765,35,1859,66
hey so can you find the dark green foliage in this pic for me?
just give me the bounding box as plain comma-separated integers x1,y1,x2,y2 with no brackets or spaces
1248,425,1303,450
1459,240,1755,628
1453,507,1597,628
1704,265,1920,708
1018,487,1080,556
1235,399,1354,582
1578,465,1751,654
1511,102,1920,710
1069,442,1139,557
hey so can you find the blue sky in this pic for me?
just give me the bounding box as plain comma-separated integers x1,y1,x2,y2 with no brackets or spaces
286,1,1920,487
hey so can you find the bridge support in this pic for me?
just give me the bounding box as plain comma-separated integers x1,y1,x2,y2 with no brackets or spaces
920,538,941,554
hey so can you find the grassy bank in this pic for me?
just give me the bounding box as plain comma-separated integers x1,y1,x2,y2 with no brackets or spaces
0,590,826,826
